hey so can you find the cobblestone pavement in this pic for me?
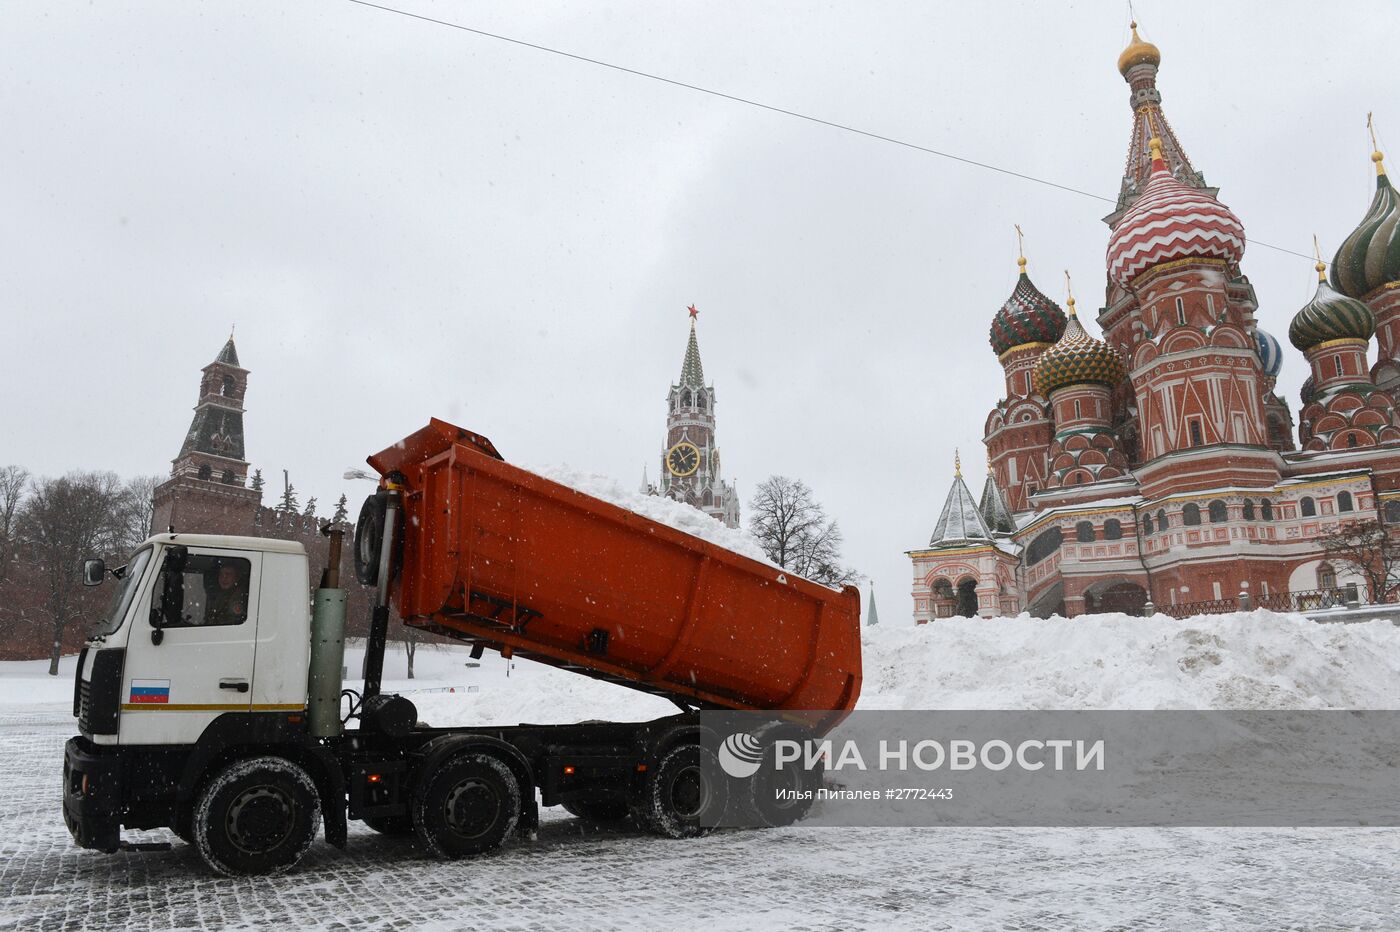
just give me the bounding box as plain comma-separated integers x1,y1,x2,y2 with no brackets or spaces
3,706,1398,931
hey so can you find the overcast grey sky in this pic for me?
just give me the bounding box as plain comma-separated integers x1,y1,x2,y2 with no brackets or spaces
4,1,1397,622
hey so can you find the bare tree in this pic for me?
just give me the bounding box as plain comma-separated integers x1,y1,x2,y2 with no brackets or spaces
0,465,29,582
403,627,419,680
17,472,126,674
115,475,161,552
1319,519,1400,604
748,476,861,586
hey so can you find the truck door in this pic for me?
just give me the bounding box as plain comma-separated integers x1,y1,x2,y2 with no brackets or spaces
118,547,262,746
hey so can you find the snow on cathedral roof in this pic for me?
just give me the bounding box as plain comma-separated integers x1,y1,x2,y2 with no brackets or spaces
979,469,1015,533
929,460,993,547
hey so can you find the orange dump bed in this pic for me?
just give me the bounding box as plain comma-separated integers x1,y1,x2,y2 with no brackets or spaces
367,419,862,719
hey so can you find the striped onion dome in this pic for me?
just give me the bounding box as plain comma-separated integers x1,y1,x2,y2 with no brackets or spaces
1107,139,1246,286
1032,308,1126,397
1254,327,1283,378
1288,264,1376,351
1330,155,1400,298
989,261,1068,356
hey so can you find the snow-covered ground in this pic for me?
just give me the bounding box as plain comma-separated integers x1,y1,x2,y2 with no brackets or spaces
3,612,1399,929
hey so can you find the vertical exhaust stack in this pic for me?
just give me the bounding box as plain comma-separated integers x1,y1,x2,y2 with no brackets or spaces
307,524,348,738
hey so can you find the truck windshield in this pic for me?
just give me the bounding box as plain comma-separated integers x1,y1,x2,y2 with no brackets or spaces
94,546,153,637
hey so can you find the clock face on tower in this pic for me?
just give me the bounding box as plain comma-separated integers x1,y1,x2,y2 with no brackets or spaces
666,441,700,477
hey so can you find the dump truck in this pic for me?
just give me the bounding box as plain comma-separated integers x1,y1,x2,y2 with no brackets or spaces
63,419,862,875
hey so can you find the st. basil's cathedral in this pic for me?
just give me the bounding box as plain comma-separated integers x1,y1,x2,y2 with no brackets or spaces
909,25,1400,620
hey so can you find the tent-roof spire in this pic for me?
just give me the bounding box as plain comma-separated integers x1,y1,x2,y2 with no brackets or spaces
679,304,705,387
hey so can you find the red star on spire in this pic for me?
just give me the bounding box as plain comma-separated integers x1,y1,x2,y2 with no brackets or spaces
687,304,699,320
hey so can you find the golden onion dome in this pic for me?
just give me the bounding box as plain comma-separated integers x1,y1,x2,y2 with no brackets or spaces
1117,22,1161,76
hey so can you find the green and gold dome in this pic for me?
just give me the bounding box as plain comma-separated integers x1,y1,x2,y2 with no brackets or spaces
1289,259,1377,351
1032,293,1126,397
1330,137,1400,299
989,254,1068,356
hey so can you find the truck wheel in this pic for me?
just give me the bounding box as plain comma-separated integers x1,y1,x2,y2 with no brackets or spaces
632,743,727,839
413,753,521,859
354,492,393,586
747,744,821,828
362,814,415,836
560,797,631,825
192,757,322,876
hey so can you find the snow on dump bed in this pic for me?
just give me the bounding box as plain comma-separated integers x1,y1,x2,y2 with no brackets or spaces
524,462,774,566
398,610,1400,727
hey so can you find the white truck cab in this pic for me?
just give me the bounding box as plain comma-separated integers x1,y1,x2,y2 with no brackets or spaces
76,534,312,748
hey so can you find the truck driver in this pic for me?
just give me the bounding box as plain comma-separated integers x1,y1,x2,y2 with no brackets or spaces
206,562,247,625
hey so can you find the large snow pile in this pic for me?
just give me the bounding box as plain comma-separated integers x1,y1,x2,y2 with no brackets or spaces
859,611,1400,710
525,462,774,566
392,611,1400,728
8,613,1397,722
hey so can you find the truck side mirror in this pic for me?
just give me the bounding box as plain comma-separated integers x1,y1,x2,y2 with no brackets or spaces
83,559,106,586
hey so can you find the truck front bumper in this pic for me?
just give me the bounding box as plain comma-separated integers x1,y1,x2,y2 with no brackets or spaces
63,737,121,852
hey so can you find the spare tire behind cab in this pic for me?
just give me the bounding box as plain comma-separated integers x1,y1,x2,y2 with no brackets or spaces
354,491,388,586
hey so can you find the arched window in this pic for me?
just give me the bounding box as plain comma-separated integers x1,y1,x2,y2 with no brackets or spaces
1338,491,1354,513
1347,433,1359,448
1261,500,1274,521
1175,297,1186,326
221,375,235,396
1386,501,1400,524
1301,496,1316,517
1076,521,1095,543
1317,562,1337,591
683,390,693,408
221,470,235,484
1334,356,1343,378
198,464,212,481
1157,508,1167,530
1027,527,1063,564
697,393,707,411
1182,504,1201,526
1189,420,1205,447
1243,499,1255,520
1104,519,1123,540
1142,513,1153,535
1208,500,1227,523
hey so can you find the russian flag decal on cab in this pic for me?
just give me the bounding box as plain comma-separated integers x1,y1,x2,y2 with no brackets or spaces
129,679,171,704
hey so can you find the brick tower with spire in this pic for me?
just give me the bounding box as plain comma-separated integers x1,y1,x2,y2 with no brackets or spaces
151,335,262,534
656,306,740,527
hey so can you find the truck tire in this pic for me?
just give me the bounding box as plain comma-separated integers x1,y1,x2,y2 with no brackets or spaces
560,797,631,825
746,743,821,828
631,743,727,839
362,814,415,836
192,756,322,876
412,753,521,859
353,493,386,586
